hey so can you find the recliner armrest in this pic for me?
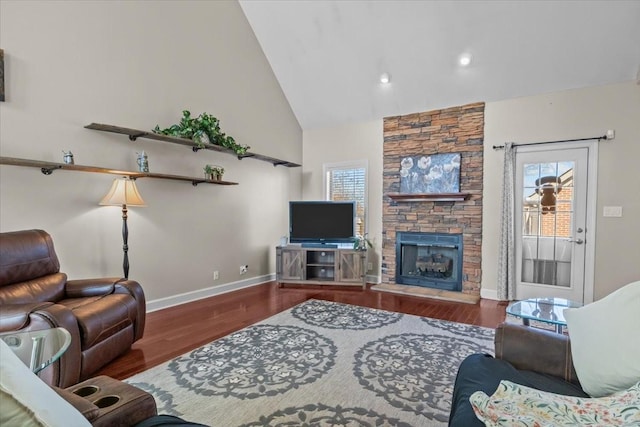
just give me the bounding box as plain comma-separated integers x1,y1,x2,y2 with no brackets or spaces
0,303,82,387
113,279,146,341
52,386,100,421
65,278,121,298
0,302,55,331
65,376,158,427
65,278,146,341
494,322,581,385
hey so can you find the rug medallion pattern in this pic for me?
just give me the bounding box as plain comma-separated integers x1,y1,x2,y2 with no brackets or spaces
354,333,491,422
239,403,412,427
292,299,402,329
126,300,494,426
169,325,336,399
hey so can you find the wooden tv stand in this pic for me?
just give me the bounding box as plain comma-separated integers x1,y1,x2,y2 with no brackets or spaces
276,245,367,289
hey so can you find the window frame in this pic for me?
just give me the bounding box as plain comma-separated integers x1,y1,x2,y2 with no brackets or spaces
322,160,368,237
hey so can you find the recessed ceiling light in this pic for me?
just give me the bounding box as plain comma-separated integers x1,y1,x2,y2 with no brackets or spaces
459,53,472,67
380,73,391,84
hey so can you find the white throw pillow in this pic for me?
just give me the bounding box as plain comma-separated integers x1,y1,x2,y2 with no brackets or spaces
0,340,91,427
564,280,640,397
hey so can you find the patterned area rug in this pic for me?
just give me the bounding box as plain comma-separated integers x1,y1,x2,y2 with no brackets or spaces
125,300,494,426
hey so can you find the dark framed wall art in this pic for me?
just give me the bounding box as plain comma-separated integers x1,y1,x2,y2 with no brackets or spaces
399,153,461,194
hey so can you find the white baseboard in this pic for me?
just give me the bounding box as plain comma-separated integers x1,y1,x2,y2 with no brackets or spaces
146,274,275,313
480,287,499,301
147,273,496,311
366,274,381,284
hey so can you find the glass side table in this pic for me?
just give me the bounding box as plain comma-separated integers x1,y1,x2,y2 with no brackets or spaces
506,298,583,334
0,327,71,373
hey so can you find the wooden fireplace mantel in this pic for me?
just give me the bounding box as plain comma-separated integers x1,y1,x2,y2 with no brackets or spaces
387,193,470,202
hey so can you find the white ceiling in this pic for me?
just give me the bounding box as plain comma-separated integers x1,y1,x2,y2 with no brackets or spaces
239,1,640,131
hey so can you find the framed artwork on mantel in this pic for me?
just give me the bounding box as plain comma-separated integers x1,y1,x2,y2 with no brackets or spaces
399,153,461,194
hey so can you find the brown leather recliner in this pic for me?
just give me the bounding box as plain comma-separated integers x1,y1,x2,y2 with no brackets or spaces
0,229,146,388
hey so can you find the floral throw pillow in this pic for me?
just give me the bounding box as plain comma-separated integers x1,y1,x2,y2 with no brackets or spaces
470,380,640,426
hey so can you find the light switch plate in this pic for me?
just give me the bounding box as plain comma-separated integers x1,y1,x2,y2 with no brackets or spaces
603,206,623,217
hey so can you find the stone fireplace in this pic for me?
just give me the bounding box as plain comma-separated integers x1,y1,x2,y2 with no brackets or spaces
382,102,484,296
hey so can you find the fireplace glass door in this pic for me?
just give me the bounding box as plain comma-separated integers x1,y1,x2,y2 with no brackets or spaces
400,245,457,281
395,232,462,292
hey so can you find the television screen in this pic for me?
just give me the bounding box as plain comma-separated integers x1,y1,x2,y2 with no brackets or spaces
289,201,355,243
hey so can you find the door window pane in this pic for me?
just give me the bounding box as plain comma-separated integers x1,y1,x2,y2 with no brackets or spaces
521,161,575,287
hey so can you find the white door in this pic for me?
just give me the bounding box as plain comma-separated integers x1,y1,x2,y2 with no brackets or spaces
514,144,594,303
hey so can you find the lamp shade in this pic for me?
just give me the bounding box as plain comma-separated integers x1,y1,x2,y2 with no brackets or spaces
99,178,146,207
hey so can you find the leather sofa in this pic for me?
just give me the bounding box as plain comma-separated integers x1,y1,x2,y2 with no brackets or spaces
58,376,210,426
0,229,146,387
55,376,158,427
1,337,206,427
448,322,588,426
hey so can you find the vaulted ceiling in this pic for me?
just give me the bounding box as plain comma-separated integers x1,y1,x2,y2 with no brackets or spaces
239,1,640,130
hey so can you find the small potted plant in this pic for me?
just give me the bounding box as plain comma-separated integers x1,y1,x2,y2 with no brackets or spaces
153,110,250,154
204,164,225,181
353,234,373,251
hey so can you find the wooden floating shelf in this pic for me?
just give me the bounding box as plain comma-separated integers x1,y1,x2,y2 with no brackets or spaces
85,123,301,168
0,156,238,186
387,192,470,202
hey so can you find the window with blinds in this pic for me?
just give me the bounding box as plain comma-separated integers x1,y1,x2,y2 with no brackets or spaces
324,162,367,237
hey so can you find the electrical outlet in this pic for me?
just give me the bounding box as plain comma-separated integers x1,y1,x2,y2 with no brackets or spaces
603,206,623,217
240,265,248,275
213,271,219,280
367,262,373,272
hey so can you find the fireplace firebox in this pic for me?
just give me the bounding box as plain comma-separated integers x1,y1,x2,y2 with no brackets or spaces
395,232,463,292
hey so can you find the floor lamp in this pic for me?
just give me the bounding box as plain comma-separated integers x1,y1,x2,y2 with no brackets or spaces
100,177,146,279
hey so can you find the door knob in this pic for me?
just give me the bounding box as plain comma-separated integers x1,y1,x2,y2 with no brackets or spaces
568,238,584,244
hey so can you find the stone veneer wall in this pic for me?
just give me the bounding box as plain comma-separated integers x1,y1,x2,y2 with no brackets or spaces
382,102,485,295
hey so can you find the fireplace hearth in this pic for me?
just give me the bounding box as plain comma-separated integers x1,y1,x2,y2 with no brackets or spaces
395,232,463,292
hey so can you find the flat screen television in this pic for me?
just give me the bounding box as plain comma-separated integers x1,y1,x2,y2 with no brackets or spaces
289,201,356,244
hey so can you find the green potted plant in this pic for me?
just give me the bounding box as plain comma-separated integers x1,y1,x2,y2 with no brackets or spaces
204,164,224,181
153,110,250,155
353,234,373,251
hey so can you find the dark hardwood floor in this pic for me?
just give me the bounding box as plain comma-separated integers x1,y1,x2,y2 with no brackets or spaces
98,282,507,380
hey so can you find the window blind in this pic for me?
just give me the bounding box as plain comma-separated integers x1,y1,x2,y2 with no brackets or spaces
326,167,366,236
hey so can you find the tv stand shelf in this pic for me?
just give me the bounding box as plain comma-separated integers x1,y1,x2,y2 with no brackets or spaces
276,246,366,289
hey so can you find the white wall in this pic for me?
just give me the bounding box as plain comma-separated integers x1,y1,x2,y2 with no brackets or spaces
0,1,302,306
3,1,635,304
303,82,640,300
302,120,383,281
483,81,640,300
